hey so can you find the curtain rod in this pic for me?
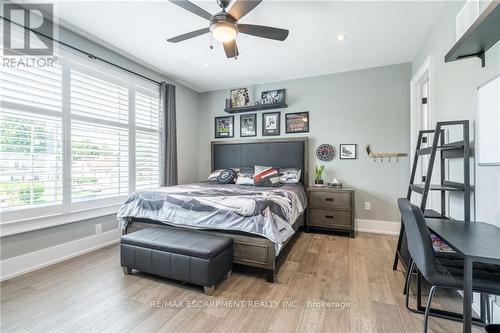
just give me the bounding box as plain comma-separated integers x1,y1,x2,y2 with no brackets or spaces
1,16,162,86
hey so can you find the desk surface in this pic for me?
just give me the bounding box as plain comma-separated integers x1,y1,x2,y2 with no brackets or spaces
426,218,500,262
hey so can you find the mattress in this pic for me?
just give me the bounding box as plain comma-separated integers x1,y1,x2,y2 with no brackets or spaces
117,182,307,251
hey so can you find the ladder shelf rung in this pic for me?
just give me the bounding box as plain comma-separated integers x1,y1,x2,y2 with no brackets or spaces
409,184,425,194
416,141,466,157
440,140,465,150
417,147,433,155
424,209,449,219
411,184,472,192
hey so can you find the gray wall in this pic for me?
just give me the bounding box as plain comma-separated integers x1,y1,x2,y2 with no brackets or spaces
198,63,412,223
0,24,200,260
411,0,500,225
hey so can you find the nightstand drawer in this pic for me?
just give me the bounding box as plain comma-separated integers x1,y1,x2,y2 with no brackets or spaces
309,209,351,227
309,191,350,210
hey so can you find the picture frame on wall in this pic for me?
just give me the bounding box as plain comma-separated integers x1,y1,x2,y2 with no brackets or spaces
339,144,357,159
262,112,280,136
230,88,250,108
214,115,234,138
240,113,257,137
285,111,309,133
261,89,285,104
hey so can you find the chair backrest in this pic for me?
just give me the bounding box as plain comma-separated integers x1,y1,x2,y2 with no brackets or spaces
397,198,437,278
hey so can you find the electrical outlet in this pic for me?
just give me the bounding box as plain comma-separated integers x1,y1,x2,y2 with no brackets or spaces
95,223,102,234
364,202,371,210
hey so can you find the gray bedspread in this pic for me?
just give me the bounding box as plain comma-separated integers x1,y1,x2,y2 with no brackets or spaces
117,182,306,252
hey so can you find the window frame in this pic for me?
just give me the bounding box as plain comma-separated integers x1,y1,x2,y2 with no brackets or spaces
0,48,161,234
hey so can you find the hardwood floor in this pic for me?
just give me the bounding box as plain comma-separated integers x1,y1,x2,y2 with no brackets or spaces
1,232,485,333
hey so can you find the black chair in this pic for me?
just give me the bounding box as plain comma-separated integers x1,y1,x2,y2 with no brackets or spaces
398,198,500,333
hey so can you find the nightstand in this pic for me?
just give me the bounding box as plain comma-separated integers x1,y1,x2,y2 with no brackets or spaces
306,186,355,238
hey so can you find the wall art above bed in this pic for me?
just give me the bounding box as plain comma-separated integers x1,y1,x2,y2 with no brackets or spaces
214,115,234,138
286,112,309,133
240,113,257,137
262,112,281,136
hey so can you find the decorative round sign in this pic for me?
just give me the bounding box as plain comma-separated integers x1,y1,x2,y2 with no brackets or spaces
316,144,335,161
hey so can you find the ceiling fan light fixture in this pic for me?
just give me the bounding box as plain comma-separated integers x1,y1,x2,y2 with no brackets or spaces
211,21,238,43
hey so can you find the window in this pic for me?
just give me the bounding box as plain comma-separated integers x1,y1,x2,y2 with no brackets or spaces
0,65,63,211
135,91,160,190
70,70,129,202
0,48,161,222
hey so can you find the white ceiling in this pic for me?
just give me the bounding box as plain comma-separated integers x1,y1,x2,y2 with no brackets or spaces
51,1,446,92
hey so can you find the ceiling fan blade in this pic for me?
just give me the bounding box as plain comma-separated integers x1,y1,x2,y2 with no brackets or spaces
238,24,289,41
167,27,210,43
169,0,212,20
228,0,262,21
223,40,239,58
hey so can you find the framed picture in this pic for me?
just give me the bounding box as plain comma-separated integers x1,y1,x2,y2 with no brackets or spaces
261,89,285,104
230,88,250,108
214,116,234,138
339,144,357,159
285,111,309,133
240,113,257,137
262,112,280,136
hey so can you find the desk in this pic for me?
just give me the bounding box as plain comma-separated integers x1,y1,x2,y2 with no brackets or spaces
426,218,500,333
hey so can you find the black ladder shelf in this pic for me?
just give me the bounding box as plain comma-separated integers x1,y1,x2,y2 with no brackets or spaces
393,120,472,272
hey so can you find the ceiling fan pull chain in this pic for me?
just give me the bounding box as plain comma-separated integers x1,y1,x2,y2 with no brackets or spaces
209,33,214,50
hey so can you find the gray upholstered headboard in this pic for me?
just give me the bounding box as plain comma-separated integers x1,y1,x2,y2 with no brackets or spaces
211,137,309,186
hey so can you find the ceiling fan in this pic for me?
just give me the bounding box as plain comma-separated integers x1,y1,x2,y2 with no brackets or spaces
167,0,289,59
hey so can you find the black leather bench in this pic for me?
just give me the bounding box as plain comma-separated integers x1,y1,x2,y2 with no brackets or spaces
120,227,233,295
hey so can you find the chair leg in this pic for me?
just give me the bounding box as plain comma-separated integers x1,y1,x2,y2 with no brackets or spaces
403,258,414,295
405,260,416,311
424,285,437,333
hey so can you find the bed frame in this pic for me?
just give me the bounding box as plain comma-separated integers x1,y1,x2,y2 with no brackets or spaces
125,137,309,282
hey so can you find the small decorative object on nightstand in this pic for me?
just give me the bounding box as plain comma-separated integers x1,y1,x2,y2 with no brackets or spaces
306,186,355,238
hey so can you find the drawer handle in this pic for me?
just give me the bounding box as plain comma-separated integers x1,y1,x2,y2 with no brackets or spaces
325,198,334,202
325,215,334,219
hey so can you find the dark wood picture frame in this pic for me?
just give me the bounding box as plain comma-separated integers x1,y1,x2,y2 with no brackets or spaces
230,88,250,108
285,111,309,134
214,115,234,139
339,144,357,159
261,89,286,104
240,113,257,137
262,112,281,136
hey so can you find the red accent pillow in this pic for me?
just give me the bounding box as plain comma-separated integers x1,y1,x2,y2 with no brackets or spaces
254,167,281,187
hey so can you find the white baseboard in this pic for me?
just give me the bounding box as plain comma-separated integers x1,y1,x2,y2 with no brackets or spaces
0,229,121,282
356,219,400,235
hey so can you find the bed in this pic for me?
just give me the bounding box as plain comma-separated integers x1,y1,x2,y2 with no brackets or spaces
119,137,309,282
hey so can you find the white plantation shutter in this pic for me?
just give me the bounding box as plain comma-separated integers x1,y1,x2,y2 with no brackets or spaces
71,120,129,201
136,130,160,190
0,47,162,223
0,109,63,210
0,64,63,211
135,91,160,190
0,66,62,112
71,70,128,123
70,69,130,202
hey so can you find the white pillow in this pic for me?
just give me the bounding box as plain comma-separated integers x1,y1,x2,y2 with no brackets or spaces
279,168,302,184
208,168,239,181
236,174,254,185
208,169,222,181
